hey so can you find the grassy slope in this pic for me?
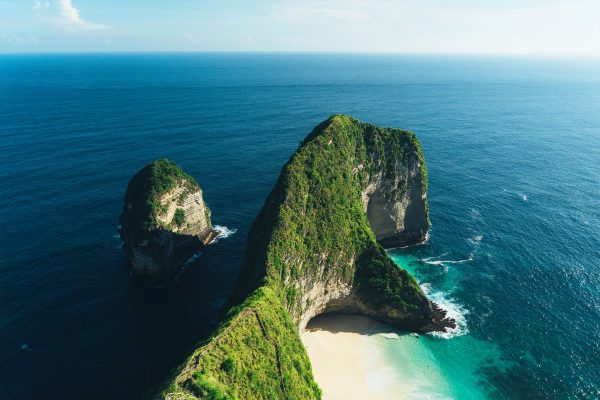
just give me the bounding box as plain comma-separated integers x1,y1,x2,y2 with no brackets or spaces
162,287,320,400
160,115,429,399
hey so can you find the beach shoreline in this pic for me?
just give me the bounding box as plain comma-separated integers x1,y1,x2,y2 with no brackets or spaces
301,314,408,400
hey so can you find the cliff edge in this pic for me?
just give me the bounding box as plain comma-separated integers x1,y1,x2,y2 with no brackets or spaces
159,116,453,399
120,159,216,280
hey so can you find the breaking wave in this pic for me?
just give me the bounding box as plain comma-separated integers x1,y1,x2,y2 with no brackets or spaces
422,234,482,267
469,234,483,244
422,250,475,266
421,283,469,339
380,332,401,340
212,225,237,243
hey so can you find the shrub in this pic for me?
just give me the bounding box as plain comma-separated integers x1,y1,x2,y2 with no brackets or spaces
174,208,185,227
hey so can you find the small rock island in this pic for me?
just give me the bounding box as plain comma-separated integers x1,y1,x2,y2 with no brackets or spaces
119,159,216,280
158,115,454,399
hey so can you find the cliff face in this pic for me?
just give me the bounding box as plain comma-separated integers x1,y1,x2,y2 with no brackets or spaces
120,159,214,279
362,152,429,248
159,116,452,399
240,115,440,331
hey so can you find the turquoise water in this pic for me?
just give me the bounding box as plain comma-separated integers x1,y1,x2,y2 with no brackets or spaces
379,253,510,399
1,54,599,399
372,326,501,399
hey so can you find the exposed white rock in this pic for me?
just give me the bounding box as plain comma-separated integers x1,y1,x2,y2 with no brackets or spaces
155,183,212,240
362,156,428,248
120,160,216,280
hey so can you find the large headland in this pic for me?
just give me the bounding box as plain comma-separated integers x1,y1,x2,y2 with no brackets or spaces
123,115,454,399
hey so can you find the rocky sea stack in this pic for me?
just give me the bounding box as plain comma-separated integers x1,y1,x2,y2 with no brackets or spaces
159,115,454,399
119,159,216,280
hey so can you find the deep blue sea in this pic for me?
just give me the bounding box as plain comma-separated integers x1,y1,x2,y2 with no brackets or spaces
1,53,599,399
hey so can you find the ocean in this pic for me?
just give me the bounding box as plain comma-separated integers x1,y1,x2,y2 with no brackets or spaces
1,53,599,399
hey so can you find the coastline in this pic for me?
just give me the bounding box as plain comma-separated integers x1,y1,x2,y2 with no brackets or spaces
301,304,495,400
301,314,408,400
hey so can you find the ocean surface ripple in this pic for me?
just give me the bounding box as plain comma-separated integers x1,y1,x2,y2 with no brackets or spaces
1,53,599,399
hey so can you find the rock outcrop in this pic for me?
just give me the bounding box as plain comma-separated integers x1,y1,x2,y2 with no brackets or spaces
119,159,216,280
159,116,453,400
362,148,429,248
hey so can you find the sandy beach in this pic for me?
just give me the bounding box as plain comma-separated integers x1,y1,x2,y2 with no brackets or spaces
301,314,408,400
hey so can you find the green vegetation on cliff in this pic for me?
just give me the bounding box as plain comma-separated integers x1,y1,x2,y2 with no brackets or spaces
160,115,431,400
120,159,200,243
174,208,186,227
162,287,320,400
241,115,427,315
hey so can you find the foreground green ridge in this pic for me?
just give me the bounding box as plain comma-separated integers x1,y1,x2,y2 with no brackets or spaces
159,115,452,399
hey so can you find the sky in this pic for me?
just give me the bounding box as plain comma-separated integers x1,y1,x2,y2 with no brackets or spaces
1,0,599,55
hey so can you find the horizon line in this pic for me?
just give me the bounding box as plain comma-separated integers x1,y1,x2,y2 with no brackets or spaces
1,50,599,60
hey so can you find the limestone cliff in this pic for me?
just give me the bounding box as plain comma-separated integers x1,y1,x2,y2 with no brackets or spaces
119,159,216,279
239,115,442,331
159,116,453,399
362,141,429,248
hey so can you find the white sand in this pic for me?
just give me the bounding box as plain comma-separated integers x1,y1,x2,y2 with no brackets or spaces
301,314,408,400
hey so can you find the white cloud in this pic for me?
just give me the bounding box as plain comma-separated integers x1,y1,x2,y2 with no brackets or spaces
56,0,110,30
33,1,50,11
271,4,371,23
14,0,600,54
1,33,39,46
263,0,600,55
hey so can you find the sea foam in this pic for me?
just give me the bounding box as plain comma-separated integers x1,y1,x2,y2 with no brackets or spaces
212,225,237,243
421,283,469,339
422,251,474,267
